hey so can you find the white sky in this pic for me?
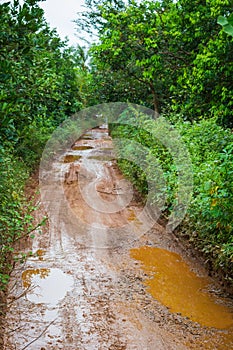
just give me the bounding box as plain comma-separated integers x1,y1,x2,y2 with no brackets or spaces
39,0,89,46
0,0,91,46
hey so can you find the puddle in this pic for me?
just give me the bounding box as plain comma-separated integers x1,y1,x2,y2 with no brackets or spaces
72,145,93,151
22,268,74,305
88,155,114,161
130,246,233,329
63,155,82,163
99,147,114,151
35,249,46,260
82,135,93,140
127,209,143,228
82,137,93,140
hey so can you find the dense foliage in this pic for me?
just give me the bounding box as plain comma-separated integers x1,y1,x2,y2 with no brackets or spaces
0,0,83,165
110,115,233,280
0,0,84,291
78,0,233,127
0,150,36,288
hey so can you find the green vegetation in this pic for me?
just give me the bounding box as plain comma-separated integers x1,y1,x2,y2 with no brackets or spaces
110,115,233,281
218,13,233,36
0,0,86,292
78,0,233,127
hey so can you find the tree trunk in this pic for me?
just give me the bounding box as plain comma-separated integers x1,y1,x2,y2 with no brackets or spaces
149,81,160,118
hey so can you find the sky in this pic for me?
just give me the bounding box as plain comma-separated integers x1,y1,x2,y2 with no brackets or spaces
39,0,90,46
1,0,90,46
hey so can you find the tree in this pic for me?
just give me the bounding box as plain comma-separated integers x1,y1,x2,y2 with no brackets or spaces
0,0,82,160
86,0,175,114
0,0,84,294
173,0,233,127
76,0,233,126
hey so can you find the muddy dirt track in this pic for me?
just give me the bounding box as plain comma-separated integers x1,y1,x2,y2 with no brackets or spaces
4,127,233,349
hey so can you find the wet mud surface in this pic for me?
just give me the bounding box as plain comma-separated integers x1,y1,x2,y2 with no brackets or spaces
4,127,233,349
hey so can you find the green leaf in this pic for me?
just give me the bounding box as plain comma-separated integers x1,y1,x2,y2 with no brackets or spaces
222,24,233,36
227,13,233,26
217,15,228,26
217,15,233,36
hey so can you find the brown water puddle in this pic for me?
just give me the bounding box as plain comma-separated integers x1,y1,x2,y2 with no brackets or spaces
88,155,115,161
72,145,93,150
35,249,46,260
130,246,233,330
127,209,143,228
22,268,74,305
63,155,82,163
82,136,93,140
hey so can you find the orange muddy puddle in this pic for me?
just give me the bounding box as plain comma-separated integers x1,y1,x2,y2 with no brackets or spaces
130,246,233,330
22,268,74,305
35,249,46,260
63,155,82,163
72,145,93,150
127,209,143,228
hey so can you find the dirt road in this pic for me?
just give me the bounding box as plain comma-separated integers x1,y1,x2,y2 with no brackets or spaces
4,127,233,349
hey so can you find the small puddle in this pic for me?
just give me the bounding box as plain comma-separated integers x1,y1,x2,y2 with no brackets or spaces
35,249,46,260
130,246,233,329
63,155,82,163
99,147,114,151
82,135,93,140
127,209,143,228
22,268,74,305
72,145,93,151
88,155,114,161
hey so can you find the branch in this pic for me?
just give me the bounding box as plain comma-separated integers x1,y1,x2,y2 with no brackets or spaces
159,50,190,64
20,318,57,350
13,219,47,244
7,285,36,306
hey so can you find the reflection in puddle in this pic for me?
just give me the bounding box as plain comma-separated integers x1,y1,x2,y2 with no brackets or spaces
130,247,233,329
22,268,74,305
72,145,93,150
63,155,82,163
22,268,50,289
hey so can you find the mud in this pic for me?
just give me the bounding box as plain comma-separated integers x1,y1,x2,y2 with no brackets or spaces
4,127,233,350
63,155,82,163
72,146,94,151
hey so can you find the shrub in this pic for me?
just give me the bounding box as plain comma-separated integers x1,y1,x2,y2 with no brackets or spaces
111,114,233,281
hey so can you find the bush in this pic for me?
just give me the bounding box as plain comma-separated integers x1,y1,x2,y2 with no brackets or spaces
111,114,233,281
0,148,39,291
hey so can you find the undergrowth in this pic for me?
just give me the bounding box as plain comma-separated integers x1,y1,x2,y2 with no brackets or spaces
111,113,233,284
0,147,46,292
